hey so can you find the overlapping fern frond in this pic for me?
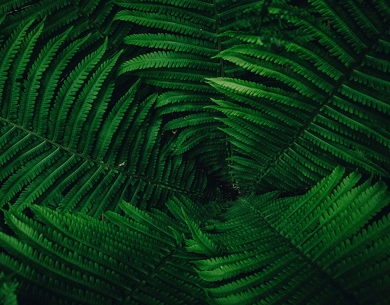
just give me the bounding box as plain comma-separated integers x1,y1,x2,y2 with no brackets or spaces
0,20,216,215
0,0,132,53
1,1,390,304
1,166,389,304
207,0,390,192
0,198,213,304
188,166,390,305
114,0,280,181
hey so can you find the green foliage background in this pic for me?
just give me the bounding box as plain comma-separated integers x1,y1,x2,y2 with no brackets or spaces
0,0,390,304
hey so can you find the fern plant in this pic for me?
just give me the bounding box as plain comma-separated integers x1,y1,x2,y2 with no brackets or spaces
207,0,390,192
1,167,389,304
0,0,132,53
0,272,18,305
0,199,209,304
0,17,216,215
0,0,390,304
113,0,283,182
194,166,390,304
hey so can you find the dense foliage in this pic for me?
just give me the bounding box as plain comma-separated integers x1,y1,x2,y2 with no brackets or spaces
0,0,390,304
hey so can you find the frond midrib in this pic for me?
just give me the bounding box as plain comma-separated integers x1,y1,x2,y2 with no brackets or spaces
120,246,181,304
252,17,390,190
0,116,209,198
240,197,360,305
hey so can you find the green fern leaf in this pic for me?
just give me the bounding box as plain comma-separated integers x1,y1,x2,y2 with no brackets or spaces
207,0,390,191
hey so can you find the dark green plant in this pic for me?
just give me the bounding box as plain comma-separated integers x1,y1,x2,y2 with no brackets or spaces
1,167,389,304
207,0,390,192
0,14,216,215
0,272,18,305
0,0,390,304
114,0,285,182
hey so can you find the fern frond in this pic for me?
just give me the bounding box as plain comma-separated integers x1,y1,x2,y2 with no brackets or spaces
0,272,18,305
0,22,217,214
0,203,209,304
114,0,273,179
2,167,390,304
0,0,130,52
115,11,216,40
1,2,390,304
124,33,219,56
119,51,219,75
187,166,390,305
207,0,390,191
